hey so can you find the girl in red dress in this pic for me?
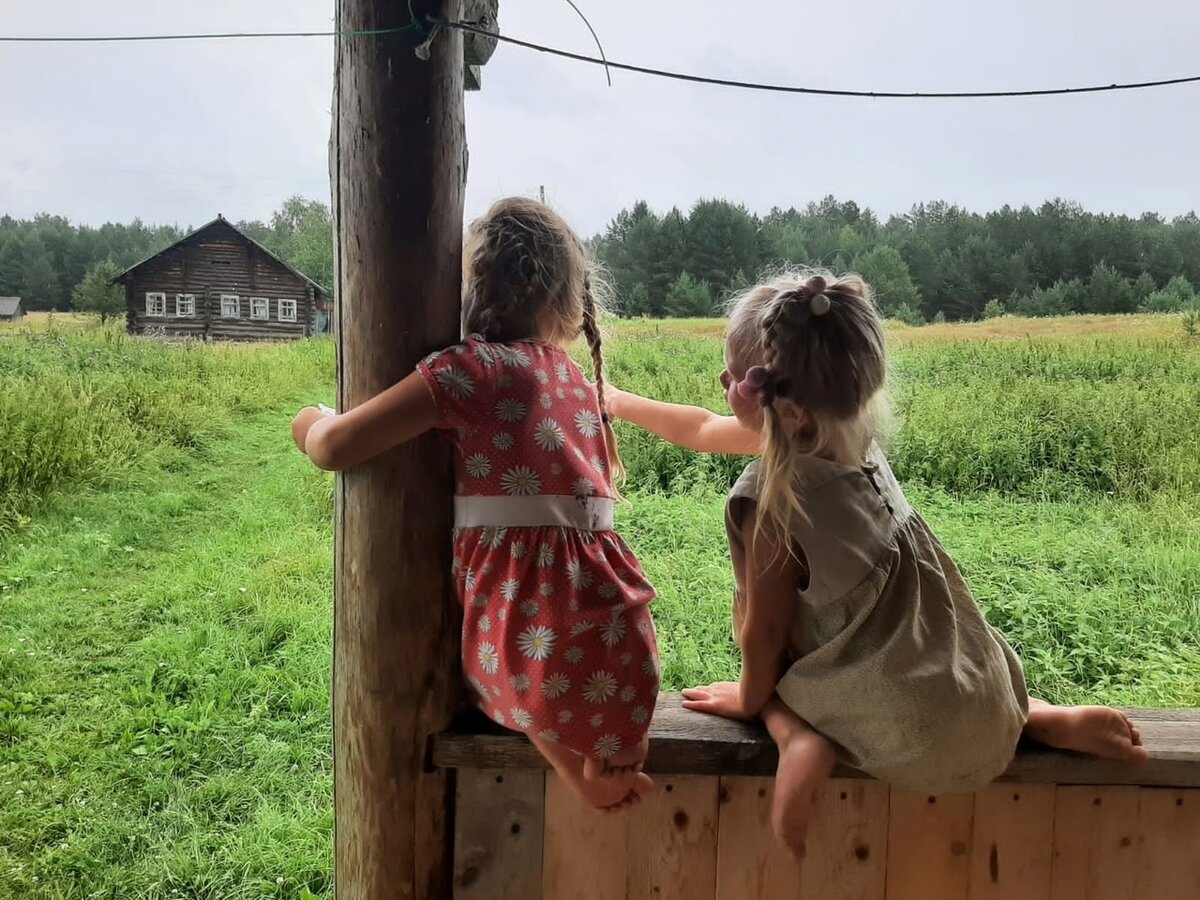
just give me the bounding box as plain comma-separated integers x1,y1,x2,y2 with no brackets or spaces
291,198,658,810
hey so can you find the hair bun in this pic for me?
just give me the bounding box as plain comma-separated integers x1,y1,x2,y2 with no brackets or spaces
804,275,827,295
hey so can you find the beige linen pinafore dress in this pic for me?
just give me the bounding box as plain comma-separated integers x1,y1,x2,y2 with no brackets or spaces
726,448,1029,794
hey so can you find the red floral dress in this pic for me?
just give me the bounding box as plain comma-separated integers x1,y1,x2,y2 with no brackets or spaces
417,338,659,760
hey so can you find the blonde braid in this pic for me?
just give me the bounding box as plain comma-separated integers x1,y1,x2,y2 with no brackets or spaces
581,278,625,483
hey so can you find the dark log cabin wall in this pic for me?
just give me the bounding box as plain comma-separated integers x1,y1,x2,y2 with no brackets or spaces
124,218,325,341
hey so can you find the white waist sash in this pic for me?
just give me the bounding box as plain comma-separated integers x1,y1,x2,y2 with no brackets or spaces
454,495,614,531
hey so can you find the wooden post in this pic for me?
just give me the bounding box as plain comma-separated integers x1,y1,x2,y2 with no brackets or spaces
330,0,465,897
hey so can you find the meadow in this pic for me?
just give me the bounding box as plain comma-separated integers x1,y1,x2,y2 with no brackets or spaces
1,312,1198,898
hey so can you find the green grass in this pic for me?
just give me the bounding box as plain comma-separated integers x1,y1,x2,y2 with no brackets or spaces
1,315,1198,897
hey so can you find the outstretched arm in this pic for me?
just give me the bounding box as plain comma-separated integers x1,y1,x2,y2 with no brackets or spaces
291,370,439,471
607,387,761,456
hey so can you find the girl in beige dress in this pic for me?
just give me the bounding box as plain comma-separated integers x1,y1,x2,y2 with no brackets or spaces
608,270,1147,856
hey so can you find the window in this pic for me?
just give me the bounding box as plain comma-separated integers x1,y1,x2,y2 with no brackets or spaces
145,293,166,317
220,294,240,318
278,298,297,323
176,294,195,317
250,297,270,320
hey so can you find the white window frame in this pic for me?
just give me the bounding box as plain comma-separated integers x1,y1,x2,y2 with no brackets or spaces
278,298,297,323
175,294,195,318
250,296,270,320
145,292,166,317
220,294,240,318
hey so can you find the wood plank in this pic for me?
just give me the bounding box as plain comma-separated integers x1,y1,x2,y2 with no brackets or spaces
884,789,975,900
967,783,1054,900
627,777,719,899
715,777,803,900
1049,786,1139,900
1136,788,1200,899
542,774,629,900
434,696,1200,787
802,779,889,900
453,769,545,900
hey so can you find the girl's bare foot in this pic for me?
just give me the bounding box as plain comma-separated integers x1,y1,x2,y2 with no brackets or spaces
1025,699,1149,762
761,698,837,859
572,769,654,812
582,736,649,781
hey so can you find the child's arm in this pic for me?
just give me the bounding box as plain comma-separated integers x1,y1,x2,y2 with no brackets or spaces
291,371,439,471
682,509,801,721
607,387,761,456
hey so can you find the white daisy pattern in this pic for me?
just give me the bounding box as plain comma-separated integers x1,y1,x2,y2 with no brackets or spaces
496,345,532,368
510,708,533,729
567,560,593,590
477,642,499,675
583,671,617,704
495,398,527,423
434,366,474,400
542,673,570,699
593,734,622,759
427,342,661,754
517,625,556,661
465,454,492,479
500,466,541,496
534,418,566,451
600,614,627,648
574,409,601,438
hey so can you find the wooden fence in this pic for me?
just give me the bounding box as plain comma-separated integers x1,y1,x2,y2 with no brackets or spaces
436,695,1200,899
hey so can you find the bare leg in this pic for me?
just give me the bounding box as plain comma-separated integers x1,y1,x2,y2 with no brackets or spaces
530,734,653,811
1024,698,1148,762
762,698,837,860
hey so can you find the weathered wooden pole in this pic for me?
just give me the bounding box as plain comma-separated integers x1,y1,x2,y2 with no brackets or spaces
330,1,464,896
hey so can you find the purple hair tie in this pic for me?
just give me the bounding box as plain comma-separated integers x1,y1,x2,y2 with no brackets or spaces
736,365,770,399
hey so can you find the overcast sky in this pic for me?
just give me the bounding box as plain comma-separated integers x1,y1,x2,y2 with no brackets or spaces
2,1,1197,236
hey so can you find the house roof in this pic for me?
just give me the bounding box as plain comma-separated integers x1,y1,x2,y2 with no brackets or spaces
0,297,22,316
111,215,329,298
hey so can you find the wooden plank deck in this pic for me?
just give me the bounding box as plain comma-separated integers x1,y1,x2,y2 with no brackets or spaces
443,695,1200,899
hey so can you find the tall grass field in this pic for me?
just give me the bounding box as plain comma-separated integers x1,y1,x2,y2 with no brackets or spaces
1,312,1198,898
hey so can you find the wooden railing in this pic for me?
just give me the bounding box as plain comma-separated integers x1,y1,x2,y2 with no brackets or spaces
436,694,1200,899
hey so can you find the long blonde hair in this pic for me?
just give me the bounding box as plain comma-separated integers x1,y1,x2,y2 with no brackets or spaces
461,197,624,479
725,268,886,537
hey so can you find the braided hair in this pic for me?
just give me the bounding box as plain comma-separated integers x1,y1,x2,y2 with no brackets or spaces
726,268,887,536
462,196,625,480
